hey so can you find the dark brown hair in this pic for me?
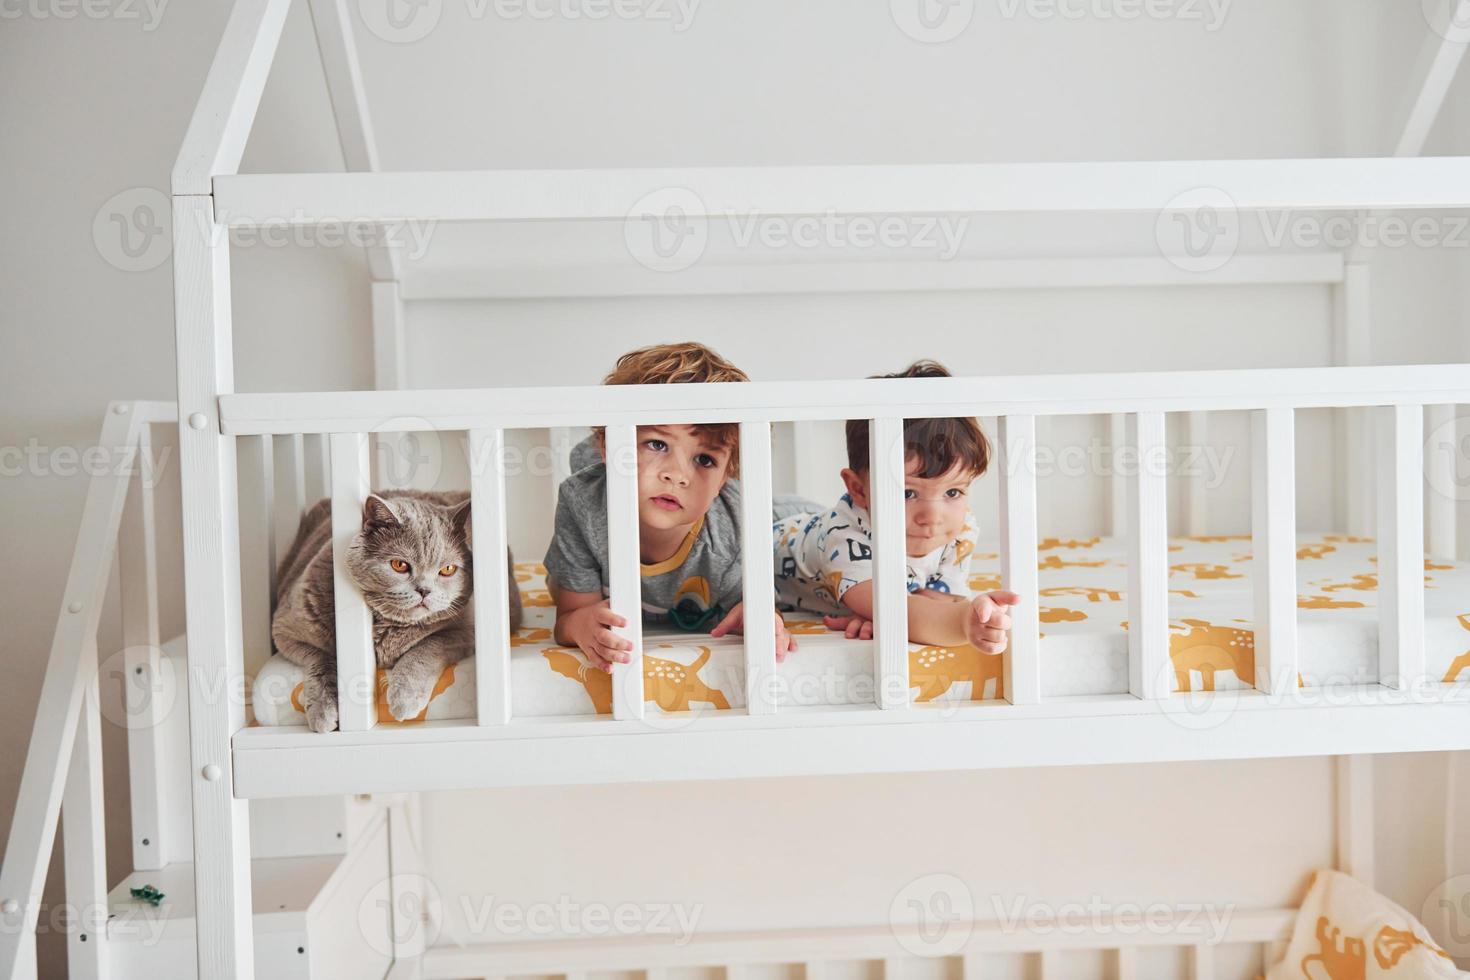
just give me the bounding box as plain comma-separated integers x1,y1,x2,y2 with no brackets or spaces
592,342,749,476
845,361,990,479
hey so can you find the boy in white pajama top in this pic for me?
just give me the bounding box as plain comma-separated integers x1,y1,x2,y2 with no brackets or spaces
772,361,1019,654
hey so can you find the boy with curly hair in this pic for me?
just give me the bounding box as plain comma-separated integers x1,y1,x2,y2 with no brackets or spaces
546,342,797,671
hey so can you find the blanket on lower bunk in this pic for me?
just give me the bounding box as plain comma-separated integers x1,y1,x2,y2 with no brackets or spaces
1266,870,1462,978
251,533,1470,725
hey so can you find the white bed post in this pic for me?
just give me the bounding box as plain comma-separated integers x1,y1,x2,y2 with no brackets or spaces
470,428,515,726
869,416,909,709
605,425,645,721
1336,754,1376,884
119,420,169,871
173,193,257,980
1251,408,1298,695
1376,405,1426,690
1127,412,1170,698
330,432,378,731
272,433,307,556
371,281,408,488
739,421,779,715
170,0,293,965
997,415,1041,705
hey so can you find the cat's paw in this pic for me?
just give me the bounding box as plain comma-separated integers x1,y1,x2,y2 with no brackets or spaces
386,671,433,722
304,685,339,733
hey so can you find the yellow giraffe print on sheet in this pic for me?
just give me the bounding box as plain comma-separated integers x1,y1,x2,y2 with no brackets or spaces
1039,536,1100,550
1040,606,1088,624
1297,543,1337,560
1185,534,1250,543
1040,586,1121,603
542,645,731,714
290,665,458,725
510,627,553,647
1298,595,1366,610
1444,614,1470,683
910,644,1005,702
1371,924,1452,969
1038,554,1107,571
968,572,1003,592
1170,562,1243,581
1168,619,1254,692
1301,917,1367,980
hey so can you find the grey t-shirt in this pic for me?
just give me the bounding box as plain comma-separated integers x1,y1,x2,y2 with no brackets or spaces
545,440,745,630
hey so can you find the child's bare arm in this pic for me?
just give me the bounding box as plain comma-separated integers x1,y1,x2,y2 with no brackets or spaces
551,586,633,672
826,581,1019,651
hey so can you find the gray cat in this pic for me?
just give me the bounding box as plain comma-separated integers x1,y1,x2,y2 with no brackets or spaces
271,489,521,732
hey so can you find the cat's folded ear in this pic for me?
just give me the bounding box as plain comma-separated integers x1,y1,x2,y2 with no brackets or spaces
450,498,472,549
362,494,402,531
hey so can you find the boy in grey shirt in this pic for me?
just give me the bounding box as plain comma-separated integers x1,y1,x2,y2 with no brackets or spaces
543,343,797,672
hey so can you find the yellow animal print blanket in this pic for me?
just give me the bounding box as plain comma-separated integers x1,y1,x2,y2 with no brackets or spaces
251,533,1470,725
1266,870,1462,978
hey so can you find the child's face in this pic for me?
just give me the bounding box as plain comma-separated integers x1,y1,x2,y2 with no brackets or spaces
630,424,732,532
842,457,975,557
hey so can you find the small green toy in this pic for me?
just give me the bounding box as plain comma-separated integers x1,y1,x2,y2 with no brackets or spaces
129,885,164,907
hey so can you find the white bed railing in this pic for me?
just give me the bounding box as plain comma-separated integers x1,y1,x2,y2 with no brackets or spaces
218,363,1466,731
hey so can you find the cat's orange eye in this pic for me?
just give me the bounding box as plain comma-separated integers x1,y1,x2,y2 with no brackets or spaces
390,559,410,573
438,564,458,577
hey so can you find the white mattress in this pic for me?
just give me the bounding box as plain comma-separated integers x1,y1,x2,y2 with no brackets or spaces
251,533,1470,726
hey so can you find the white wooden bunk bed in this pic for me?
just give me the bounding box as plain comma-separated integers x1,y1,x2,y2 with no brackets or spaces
5,1,1470,978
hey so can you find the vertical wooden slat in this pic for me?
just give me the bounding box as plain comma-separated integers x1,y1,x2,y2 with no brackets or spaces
1184,411,1209,536
272,432,307,556
304,431,331,502
1336,754,1376,884
1127,412,1170,699
550,426,577,488
1187,944,1214,980
740,421,779,715
1109,414,1128,537
171,194,254,980
120,423,167,872
1113,946,1139,980
236,434,273,662
470,428,514,726
1333,262,1373,536
62,655,108,979
1251,408,1298,695
605,424,645,721
998,415,1041,705
1376,404,1425,689
870,416,909,709
1425,404,1458,560
330,432,377,732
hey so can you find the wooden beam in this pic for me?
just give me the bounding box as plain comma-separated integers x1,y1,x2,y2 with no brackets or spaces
305,0,401,279
1394,0,1470,157
172,0,292,194
214,158,1470,226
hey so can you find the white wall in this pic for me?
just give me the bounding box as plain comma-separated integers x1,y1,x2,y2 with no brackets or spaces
4,1,1470,977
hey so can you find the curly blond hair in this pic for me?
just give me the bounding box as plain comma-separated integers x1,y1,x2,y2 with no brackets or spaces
592,342,749,475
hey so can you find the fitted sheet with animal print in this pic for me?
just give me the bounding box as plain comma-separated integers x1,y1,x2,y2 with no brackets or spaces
249,533,1470,726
